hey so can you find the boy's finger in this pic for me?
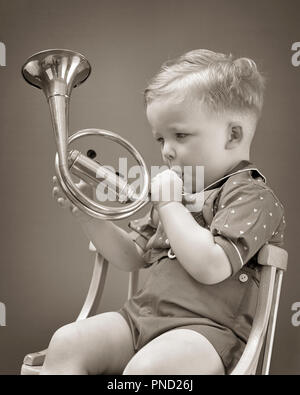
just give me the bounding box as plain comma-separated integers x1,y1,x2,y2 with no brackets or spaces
52,186,60,199
71,206,81,217
57,197,68,208
170,166,182,179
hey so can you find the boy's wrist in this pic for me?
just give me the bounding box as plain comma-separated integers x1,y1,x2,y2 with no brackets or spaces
155,200,183,212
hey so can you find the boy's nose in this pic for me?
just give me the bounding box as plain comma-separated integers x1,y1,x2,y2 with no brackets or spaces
162,142,176,162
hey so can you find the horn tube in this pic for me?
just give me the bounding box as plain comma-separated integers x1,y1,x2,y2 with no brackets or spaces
22,49,150,220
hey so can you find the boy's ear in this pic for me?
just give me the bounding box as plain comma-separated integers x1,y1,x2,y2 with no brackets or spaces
225,124,243,149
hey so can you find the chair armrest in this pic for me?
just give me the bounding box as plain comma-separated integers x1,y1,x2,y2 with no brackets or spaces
258,244,288,271
23,349,47,366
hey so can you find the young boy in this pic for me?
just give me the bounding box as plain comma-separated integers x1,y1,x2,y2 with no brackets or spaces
45,49,285,375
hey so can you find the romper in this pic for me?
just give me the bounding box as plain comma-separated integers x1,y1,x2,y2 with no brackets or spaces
118,160,286,373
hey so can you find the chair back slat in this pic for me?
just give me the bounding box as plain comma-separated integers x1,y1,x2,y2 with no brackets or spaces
261,269,284,374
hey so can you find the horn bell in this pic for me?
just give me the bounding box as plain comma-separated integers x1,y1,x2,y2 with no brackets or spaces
21,49,91,99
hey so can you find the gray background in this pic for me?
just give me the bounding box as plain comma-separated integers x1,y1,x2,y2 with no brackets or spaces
0,0,299,374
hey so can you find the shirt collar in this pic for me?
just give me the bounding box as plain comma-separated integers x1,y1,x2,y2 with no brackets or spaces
204,160,267,191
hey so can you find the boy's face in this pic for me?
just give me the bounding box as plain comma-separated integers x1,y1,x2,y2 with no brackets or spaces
146,97,230,191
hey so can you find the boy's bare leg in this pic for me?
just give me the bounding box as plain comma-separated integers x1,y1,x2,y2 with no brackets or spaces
123,328,225,375
40,312,135,375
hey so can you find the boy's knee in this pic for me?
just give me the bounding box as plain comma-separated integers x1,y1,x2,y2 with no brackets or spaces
123,354,162,375
41,323,84,374
47,323,81,355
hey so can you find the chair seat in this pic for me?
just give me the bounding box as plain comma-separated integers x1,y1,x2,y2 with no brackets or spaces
21,244,288,375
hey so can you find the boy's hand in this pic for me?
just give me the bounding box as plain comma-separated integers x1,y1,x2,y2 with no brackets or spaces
52,176,93,224
151,169,183,209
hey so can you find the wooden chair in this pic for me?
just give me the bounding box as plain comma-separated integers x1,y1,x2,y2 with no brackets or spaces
20,243,288,375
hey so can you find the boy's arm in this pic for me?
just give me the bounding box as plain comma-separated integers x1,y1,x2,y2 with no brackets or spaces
157,202,232,284
151,169,231,284
79,218,147,272
52,176,145,272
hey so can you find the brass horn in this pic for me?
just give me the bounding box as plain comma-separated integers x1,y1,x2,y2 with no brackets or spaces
22,49,149,220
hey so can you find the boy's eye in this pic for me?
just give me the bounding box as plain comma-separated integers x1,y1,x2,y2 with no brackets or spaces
176,133,188,139
155,134,188,144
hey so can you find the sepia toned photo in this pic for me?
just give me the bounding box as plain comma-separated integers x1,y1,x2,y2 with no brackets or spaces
0,0,299,378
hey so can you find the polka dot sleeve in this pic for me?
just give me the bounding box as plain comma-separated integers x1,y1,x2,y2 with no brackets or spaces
210,181,286,275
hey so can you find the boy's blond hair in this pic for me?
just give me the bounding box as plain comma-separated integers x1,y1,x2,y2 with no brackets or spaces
144,49,265,119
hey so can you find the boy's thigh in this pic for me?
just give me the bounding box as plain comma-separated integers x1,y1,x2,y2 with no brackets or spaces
51,312,136,375
123,328,225,375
